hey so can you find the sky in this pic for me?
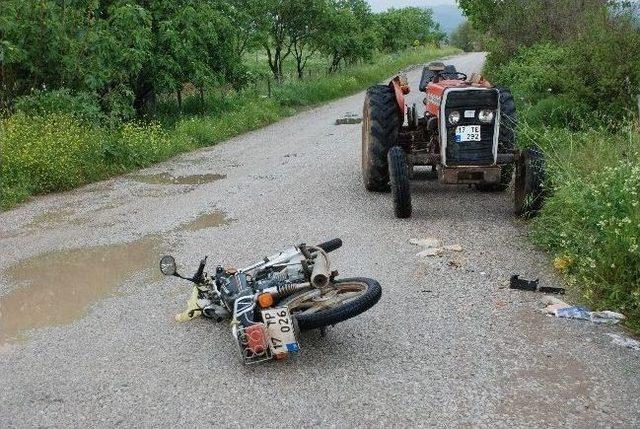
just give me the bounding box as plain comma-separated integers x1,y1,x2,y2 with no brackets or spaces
366,0,458,12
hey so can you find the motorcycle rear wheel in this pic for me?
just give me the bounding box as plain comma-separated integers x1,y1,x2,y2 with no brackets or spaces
279,277,382,330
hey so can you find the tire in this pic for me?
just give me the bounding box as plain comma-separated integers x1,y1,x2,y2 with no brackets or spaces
514,146,546,217
388,146,412,218
362,85,400,192
281,278,382,331
477,87,517,192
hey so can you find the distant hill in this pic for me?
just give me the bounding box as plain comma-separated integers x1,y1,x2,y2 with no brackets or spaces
431,4,465,34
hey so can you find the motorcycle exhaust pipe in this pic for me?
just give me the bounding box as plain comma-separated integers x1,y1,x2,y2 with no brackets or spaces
311,256,330,288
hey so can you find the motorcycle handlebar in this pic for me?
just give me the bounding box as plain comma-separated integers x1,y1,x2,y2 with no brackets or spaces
316,238,342,253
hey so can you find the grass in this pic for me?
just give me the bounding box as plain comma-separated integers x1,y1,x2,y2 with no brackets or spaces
1,45,459,209
516,120,640,332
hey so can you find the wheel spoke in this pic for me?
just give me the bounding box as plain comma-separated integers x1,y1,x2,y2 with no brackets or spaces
285,282,368,315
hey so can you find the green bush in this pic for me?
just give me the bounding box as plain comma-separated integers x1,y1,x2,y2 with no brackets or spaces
521,95,591,129
528,124,640,330
0,113,105,207
487,43,574,101
566,14,640,118
13,90,106,123
486,14,640,126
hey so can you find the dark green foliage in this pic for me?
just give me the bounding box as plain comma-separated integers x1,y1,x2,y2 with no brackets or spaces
449,21,486,52
0,0,242,116
376,7,445,52
13,90,106,124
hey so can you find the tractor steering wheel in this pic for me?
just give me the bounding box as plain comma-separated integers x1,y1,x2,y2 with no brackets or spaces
439,71,467,81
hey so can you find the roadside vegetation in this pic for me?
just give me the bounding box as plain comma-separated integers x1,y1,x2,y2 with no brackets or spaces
458,0,640,331
0,0,454,210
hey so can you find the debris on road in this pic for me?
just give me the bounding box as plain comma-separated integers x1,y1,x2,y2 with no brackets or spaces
541,296,626,325
510,275,538,291
410,237,441,247
443,244,463,252
510,274,566,294
410,237,463,258
606,333,640,351
541,296,572,314
175,287,203,322
335,113,362,125
448,260,462,269
417,248,442,257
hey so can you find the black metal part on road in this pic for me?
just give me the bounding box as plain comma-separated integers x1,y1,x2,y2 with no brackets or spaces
510,275,539,291
510,275,566,294
361,85,400,192
388,146,412,218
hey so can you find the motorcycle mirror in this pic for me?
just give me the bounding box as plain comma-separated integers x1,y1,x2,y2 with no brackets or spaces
159,255,178,276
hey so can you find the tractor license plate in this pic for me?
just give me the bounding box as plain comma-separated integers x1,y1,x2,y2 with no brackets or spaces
455,125,481,142
261,307,299,355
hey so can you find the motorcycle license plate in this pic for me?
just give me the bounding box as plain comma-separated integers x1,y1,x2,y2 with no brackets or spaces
455,125,481,142
261,307,299,355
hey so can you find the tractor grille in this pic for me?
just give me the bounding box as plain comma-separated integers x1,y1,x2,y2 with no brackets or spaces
444,89,499,166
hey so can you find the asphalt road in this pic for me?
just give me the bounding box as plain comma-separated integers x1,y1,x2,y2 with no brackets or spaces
1,52,639,428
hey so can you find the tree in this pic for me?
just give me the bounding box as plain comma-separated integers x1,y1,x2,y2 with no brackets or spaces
286,0,326,78
457,0,609,65
449,21,485,52
319,0,378,73
376,7,444,52
0,0,240,116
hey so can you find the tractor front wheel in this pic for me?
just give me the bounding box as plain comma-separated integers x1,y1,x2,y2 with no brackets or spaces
388,146,412,218
514,146,546,217
362,85,400,192
477,87,517,192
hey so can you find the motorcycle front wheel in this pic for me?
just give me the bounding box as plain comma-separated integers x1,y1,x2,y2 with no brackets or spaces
279,277,382,330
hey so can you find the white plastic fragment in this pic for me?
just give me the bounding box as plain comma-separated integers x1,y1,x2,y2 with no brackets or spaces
443,244,463,252
410,238,441,248
606,333,640,351
541,296,572,314
416,248,442,257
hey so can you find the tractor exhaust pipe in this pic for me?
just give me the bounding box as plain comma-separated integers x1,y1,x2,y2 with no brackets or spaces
311,256,330,288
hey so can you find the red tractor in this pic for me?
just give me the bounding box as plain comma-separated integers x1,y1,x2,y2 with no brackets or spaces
361,62,545,218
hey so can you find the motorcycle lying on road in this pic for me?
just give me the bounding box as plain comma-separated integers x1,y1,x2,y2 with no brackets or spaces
159,239,382,364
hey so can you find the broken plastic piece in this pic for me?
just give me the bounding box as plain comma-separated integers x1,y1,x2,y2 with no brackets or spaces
510,275,565,294
175,286,203,322
509,275,539,291
538,285,566,294
554,306,625,325
606,333,640,350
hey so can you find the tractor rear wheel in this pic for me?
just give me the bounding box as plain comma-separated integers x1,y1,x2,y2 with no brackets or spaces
514,146,546,217
362,85,400,192
477,87,517,192
388,146,412,218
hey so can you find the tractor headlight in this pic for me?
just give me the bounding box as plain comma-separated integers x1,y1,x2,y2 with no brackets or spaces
478,109,495,123
448,111,461,125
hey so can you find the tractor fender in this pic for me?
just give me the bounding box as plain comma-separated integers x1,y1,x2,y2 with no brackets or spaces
390,75,410,116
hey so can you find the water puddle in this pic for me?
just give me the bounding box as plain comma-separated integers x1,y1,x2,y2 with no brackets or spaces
131,172,226,185
27,209,75,227
179,211,234,231
0,236,161,345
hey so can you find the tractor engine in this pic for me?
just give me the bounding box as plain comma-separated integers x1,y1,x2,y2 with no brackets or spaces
425,83,500,168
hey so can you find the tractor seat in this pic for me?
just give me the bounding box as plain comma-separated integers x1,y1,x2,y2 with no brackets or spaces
419,64,459,91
